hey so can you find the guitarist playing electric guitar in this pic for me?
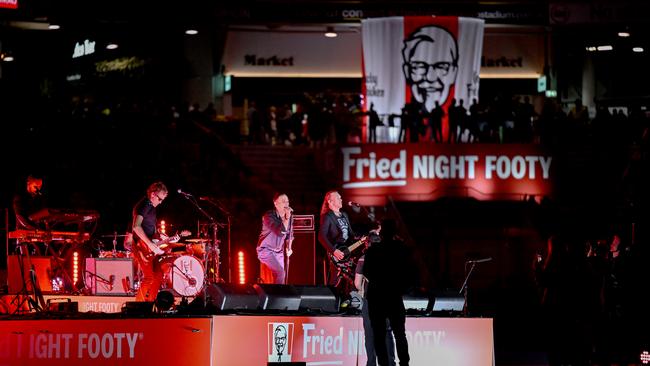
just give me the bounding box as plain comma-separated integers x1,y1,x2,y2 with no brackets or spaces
131,181,180,302
318,191,368,290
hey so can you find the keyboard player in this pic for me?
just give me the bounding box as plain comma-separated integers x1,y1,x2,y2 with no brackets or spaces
12,175,47,255
13,174,47,232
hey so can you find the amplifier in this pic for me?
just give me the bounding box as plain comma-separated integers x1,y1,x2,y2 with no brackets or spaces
84,258,134,296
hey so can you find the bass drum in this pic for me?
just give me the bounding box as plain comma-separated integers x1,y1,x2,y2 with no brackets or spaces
167,255,205,297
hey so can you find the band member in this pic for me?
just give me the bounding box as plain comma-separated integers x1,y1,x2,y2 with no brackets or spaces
131,181,177,301
257,193,293,284
13,174,46,231
318,190,356,287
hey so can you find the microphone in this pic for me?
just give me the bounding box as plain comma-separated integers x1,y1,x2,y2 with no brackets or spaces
287,207,294,213
467,257,493,264
177,189,193,198
348,201,361,208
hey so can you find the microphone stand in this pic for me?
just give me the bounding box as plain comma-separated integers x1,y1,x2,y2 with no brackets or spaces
179,194,222,310
200,197,232,283
458,258,490,317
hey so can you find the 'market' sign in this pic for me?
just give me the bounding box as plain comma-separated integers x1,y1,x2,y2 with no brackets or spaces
339,144,554,204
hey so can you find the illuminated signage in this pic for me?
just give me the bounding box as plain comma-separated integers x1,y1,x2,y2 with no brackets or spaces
537,75,547,92
72,39,96,58
339,144,554,205
0,0,18,9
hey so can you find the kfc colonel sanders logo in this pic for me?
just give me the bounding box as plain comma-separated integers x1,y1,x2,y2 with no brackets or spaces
402,25,459,113
268,322,294,362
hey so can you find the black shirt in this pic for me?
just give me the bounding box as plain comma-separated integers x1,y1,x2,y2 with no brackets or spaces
13,191,47,230
133,197,157,239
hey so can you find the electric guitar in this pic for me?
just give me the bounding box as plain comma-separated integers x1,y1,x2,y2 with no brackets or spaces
329,236,368,266
139,230,192,258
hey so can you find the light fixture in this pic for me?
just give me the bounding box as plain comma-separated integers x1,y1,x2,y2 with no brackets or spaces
597,45,613,51
618,31,630,37
185,29,198,35
633,47,644,53
324,26,337,38
1,55,14,62
106,43,119,50
48,24,61,30
585,46,597,52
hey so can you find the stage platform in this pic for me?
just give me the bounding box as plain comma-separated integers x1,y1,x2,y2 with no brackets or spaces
0,294,495,366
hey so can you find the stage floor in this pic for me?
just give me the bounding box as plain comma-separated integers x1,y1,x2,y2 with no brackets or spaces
0,294,495,366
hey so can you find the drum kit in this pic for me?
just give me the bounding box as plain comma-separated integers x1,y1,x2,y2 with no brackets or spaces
95,234,216,297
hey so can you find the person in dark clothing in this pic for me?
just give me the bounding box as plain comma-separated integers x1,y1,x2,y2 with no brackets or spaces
368,103,382,143
355,247,396,366
131,181,178,302
318,190,361,290
13,175,47,231
363,219,410,366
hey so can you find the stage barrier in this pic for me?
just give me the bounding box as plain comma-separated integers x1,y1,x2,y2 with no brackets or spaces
0,315,494,365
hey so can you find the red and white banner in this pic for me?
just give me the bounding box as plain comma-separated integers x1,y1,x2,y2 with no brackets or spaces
213,316,494,365
339,143,554,205
362,16,484,140
0,316,493,365
0,318,212,365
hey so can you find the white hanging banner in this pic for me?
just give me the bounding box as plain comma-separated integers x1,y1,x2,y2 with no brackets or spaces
362,16,484,140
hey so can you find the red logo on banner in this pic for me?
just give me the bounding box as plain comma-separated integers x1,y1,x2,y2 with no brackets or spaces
0,0,18,9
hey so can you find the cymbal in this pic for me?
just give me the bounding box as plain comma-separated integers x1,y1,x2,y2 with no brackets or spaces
100,234,130,238
158,243,185,249
185,238,209,243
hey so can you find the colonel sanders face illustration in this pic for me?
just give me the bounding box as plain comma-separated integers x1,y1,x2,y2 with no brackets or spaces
402,25,459,112
274,325,287,356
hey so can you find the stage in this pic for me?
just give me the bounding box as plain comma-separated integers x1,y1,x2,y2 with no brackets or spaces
0,294,495,366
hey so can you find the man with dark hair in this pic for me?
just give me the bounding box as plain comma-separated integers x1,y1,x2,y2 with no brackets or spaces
13,175,46,231
363,219,411,366
257,193,294,284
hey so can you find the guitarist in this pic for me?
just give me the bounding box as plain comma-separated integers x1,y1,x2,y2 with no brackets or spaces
132,181,177,301
318,190,359,288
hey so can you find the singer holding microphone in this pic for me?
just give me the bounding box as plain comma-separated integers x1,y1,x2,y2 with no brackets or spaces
257,193,294,284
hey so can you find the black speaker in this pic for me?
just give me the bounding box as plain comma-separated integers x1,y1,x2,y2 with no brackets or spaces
254,284,301,311
203,283,260,311
294,285,339,313
287,231,316,285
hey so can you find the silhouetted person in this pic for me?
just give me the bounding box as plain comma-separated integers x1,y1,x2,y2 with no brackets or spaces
363,219,411,366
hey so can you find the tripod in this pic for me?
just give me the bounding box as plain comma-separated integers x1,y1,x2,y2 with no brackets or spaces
9,243,46,314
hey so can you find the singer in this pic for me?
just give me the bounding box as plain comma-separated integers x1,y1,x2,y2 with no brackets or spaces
131,181,171,301
257,193,294,284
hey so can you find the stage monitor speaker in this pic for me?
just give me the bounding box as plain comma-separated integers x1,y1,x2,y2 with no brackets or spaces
294,285,339,313
204,283,260,311
287,231,315,285
254,284,300,311
84,258,133,296
403,295,432,312
7,255,53,294
432,290,465,312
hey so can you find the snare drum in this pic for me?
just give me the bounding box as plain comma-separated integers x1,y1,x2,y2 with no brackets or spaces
159,254,204,297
